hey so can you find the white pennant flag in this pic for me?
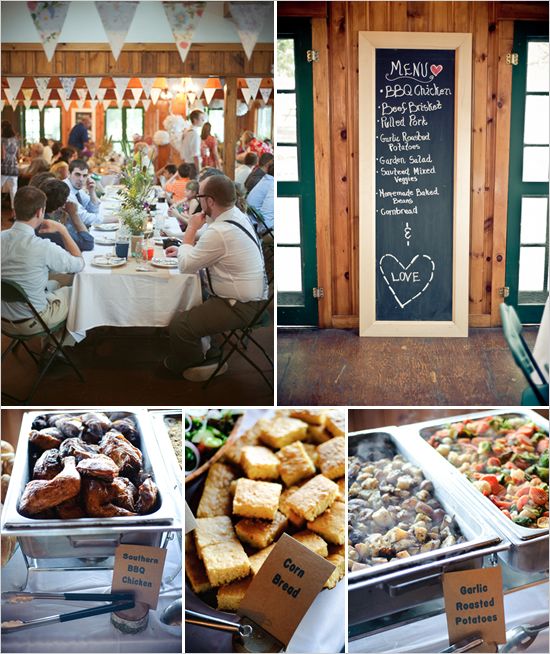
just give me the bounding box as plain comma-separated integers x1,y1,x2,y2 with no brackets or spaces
113,77,130,102
41,88,52,104
203,86,217,105
129,98,138,109
96,87,107,101
37,98,47,111
7,77,24,101
76,98,85,109
76,88,88,102
23,100,32,110
186,91,196,106
162,1,206,64
103,99,112,111
0,100,4,112
60,90,73,112
22,88,34,101
228,2,271,60
90,99,98,111
191,77,208,97
59,76,76,99
245,77,262,100
141,98,151,112
27,1,70,61
5,92,20,109
95,1,139,61
150,87,162,105
260,87,272,103
131,88,142,101
34,77,50,99
241,87,252,105
139,77,156,98
85,77,103,99
49,99,58,108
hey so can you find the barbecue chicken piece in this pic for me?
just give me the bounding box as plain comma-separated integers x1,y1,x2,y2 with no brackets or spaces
111,418,139,445
31,415,49,431
47,414,71,427
52,416,82,439
81,413,112,444
77,454,119,481
29,429,62,450
136,478,158,514
33,449,62,480
19,456,81,516
59,438,99,462
56,496,86,519
110,477,137,512
82,478,136,517
100,431,142,473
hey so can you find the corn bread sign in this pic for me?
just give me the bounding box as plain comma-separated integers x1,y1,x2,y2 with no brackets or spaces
239,533,336,645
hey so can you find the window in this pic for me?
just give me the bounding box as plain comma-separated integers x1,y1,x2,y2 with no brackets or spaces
104,108,144,153
21,107,61,143
206,108,224,142
256,104,273,141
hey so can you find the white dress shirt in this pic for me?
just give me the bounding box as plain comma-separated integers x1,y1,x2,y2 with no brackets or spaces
177,206,267,303
234,164,253,187
181,126,201,166
64,178,101,226
1,221,84,320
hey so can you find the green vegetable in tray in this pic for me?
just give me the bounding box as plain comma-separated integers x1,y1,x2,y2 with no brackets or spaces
539,452,549,468
478,441,492,454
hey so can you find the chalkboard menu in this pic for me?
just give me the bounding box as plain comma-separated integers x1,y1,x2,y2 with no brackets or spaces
375,48,456,321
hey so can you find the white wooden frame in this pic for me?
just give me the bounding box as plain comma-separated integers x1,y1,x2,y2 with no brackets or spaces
359,32,472,337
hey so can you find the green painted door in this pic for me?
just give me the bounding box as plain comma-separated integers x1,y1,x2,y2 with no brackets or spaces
506,22,549,323
277,19,318,326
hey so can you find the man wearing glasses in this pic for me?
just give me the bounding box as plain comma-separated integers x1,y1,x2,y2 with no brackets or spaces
164,175,267,381
63,159,101,227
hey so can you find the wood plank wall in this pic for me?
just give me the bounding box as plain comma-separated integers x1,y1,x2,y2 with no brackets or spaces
283,1,548,328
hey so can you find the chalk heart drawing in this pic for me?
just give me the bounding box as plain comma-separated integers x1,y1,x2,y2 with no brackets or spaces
430,64,443,76
379,254,436,309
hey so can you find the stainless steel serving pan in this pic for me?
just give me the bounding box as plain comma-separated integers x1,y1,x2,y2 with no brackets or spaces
348,428,506,624
148,410,182,492
402,409,549,572
1,409,181,559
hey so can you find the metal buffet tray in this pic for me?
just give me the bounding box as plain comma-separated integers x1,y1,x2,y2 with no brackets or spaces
1,409,180,559
348,428,507,625
405,409,550,572
148,410,182,491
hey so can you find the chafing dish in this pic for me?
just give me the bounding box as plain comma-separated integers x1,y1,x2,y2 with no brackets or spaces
407,409,549,572
348,428,506,625
1,409,181,559
148,410,182,491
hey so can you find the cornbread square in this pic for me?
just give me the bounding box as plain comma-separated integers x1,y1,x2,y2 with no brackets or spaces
306,424,332,444
317,438,345,480
303,443,319,468
277,441,316,487
258,416,308,449
335,477,345,502
286,474,339,521
185,535,212,594
240,446,280,480
279,487,306,528
307,501,345,545
235,511,288,549
325,411,345,437
323,554,345,589
197,463,237,517
329,543,345,557
202,540,251,587
292,530,328,558
223,423,262,466
233,478,282,520
290,409,327,426
217,577,252,611
249,544,275,575
194,516,236,559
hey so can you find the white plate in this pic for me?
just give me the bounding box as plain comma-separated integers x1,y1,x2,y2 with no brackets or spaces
153,237,164,246
91,256,126,268
94,223,119,232
94,236,116,245
151,257,178,268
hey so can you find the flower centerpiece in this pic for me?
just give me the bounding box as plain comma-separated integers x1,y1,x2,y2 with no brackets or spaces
118,151,154,254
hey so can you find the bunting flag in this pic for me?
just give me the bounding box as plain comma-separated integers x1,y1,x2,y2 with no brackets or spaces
6,77,24,101
85,77,103,99
150,87,162,105
241,87,252,105
128,98,138,109
228,2,271,60
36,98,47,111
96,87,107,101
23,100,32,110
76,88,88,102
27,1,70,61
95,1,138,61
245,77,262,100
162,1,206,64
90,98,98,111
22,88,35,101
186,91,196,106
6,94,20,109
191,77,208,98
139,77,156,98
76,98,85,109
59,76,76,99
113,77,130,102
102,99,112,111
260,87,272,103
59,89,73,112
203,86,216,105
0,100,4,112
49,98,58,108
34,76,50,99
42,88,52,104
130,88,142,102
141,98,151,112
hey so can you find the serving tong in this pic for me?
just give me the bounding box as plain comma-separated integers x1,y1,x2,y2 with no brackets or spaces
1,592,135,634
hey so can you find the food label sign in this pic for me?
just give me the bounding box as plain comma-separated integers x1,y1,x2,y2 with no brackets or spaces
112,544,167,609
376,48,455,321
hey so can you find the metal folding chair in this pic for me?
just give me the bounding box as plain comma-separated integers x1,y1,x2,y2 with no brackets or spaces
1,279,84,404
500,302,549,406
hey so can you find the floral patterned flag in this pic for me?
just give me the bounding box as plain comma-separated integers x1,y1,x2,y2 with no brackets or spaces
76,88,88,102
141,98,151,112
150,87,162,105
241,87,252,105
95,1,138,61
139,77,156,98
260,87,272,103
245,77,262,100
34,76,50,99
162,2,206,64
112,77,130,102
59,76,76,99
85,77,103,99
6,77,24,104
203,86,216,105
228,2,271,60
60,92,73,112
27,2,70,62
22,88,35,101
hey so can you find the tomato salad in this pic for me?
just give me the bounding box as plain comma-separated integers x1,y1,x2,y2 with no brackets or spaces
427,415,549,529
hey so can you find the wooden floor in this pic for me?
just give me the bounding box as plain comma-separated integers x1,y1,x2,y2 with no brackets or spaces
277,327,539,407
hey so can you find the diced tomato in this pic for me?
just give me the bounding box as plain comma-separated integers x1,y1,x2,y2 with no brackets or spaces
492,498,513,509
501,510,512,519
529,487,548,506
481,475,501,494
504,461,518,469
537,438,549,453
454,423,464,433
517,495,530,510
516,486,531,497
434,429,450,438
474,463,485,472
517,425,536,437
487,457,501,466
475,421,491,435
543,511,549,517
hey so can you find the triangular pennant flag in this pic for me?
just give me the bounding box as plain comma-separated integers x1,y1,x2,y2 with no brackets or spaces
41,88,52,104
36,98,47,111
96,87,107,101
0,100,4,112
90,99,98,111
131,88,142,101
5,90,19,110
141,98,151,112
228,2,271,60
76,88,88,101
245,77,262,100
128,98,138,109
27,1,70,61
103,99,112,111
22,88,34,101
150,87,162,105
260,87,272,103
85,77,102,99
76,98,85,109
95,1,139,61
186,91,196,106
7,77,24,100
139,77,156,98
23,100,32,110
59,76,77,99
61,94,73,112
162,1,206,64
113,77,130,102
50,99,58,108
191,77,208,97
241,87,252,105
203,86,216,105
34,76,50,99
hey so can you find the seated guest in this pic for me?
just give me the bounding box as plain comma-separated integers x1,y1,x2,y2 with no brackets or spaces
247,162,274,231
165,163,191,204
64,159,101,227
51,161,69,180
37,178,94,252
236,130,272,163
29,171,55,188
245,152,274,193
50,141,62,163
21,157,50,184
1,186,84,336
164,175,267,381
235,152,258,187
157,164,177,189
56,146,78,166
168,180,199,230
40,138,53,163
29,143,45,159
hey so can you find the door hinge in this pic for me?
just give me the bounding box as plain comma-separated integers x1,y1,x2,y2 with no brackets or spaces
506,52,519,65
306,49,319,63
313,287,324,299
499,287,510,298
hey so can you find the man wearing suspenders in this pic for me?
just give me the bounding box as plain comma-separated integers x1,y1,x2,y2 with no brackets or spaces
164,175,268,381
